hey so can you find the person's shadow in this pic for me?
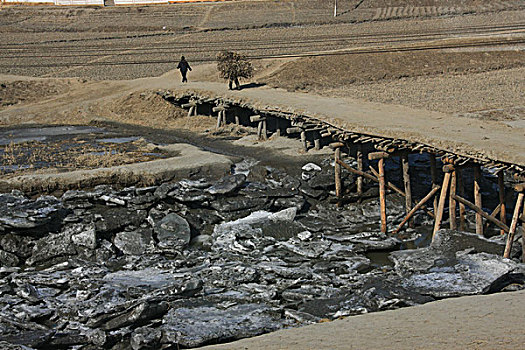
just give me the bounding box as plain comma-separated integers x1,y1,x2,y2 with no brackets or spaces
238,82,266,90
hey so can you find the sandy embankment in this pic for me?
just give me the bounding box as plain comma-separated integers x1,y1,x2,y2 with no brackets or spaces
202,290,525,350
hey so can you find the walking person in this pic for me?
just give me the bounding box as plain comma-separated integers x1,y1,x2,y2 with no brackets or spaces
228,77,240,91
177,56,192,83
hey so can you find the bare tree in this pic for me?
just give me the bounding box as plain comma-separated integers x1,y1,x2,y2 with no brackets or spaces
216,51,253,90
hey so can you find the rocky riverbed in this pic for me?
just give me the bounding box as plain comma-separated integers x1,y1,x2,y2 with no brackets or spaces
0,159,523,349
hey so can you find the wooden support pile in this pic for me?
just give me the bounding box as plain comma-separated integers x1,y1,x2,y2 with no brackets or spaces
330,142,345,201
369,152,389,233
213,105,228,129
181,100,198,117
401,152,413,228
286,127,307,151
504,183,525,260
251,115,267,141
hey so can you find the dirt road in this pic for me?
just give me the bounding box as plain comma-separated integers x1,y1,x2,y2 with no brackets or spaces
201,290,525,350
1,72,523,169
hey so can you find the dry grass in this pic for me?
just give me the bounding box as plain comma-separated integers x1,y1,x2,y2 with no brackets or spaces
261,50,525,92
0,80,71,107
0,137,166,177
92,91,217,132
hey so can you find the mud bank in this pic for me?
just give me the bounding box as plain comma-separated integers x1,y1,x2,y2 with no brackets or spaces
0,143,232,194
202,289,525,350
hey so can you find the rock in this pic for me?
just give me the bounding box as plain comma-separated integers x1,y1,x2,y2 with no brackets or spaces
179,178,211,189
169,187,214,204
127,193,157,209
308,173,335,190
207,174,246,195
114,228,154,255
299,274,433,319
99,195,126,206
94,208,147,234
273,196,306,212
153,182,179,200
131,326,162,350
212,208,297,254
299,184,326,199
47,331,90,348
284,309,320,324
26,232,77,266
0,194,64,230
211,196,268,212
61,190,94,202
190,234,213,251
276,238,331,259
161,302,284,348
268,207,297,221
199,264,260,288
71,224,97,250
102,268,202,297
390,231,521,297
0,249,19,267
302,163,321,172
135,186,158,196
0,341,37,349
102,302,169,331
327,231,401,251
0,234,33,258
432,229,511,256
154,213,191,251
0,329,54,348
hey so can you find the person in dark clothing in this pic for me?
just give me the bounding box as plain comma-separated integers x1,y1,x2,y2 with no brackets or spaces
228,77,240,90
177,56,192,83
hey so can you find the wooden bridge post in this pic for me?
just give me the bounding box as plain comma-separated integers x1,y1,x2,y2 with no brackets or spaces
274,119,281,137
314,135,321,150
378,157,387,234
216,113,222,129
449,168,457,230
474,165,484,236
356,144,364,196
335,147,342,199
457,167,467,231
300,130,307,152
430,155,438,215
401,152,413,228
261,120,267,140
213,105,228,129
503,184,524,258
522,202,525,263
498,171,507,235
330,142,345,201
432,165,452,241
369,152,389,234
250,115,267,140
182,101,198,118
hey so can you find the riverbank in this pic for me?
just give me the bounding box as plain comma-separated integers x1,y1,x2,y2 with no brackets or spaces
202,289,525,350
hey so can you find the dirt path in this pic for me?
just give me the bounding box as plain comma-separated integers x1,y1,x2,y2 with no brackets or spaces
201,290,525,350
1,72,522,168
